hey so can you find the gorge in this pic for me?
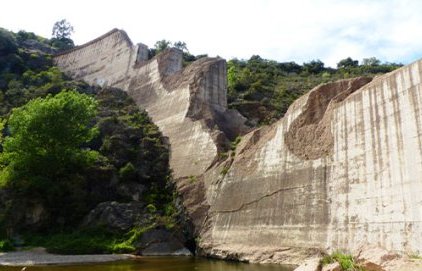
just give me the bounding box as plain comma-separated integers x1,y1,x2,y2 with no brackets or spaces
54,29,422,267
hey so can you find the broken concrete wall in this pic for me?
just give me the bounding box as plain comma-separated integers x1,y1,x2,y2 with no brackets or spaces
55,29,422,265
54,29,248,181
201,63,422,263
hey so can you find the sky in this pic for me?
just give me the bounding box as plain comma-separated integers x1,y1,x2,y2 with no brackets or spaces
2,0,422,67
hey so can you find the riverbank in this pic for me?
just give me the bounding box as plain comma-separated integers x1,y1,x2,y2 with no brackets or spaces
0,248,134,266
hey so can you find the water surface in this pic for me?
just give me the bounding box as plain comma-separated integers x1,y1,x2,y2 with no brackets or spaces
0,256,295,271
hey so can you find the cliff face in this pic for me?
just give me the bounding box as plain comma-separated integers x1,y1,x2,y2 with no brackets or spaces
55,29,247,180
201,64,422,263
55,30,422,264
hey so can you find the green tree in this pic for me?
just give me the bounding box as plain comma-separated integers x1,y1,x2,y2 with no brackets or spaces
0,90,98,189
362,57,381,66
303,59,325,74
52,19,74,40
337,57,359,68
154,39,172,53
173,41,187,52
51,19,74,50
0,28,18,55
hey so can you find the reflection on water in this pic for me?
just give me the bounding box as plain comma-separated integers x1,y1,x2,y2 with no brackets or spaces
0,257,295,271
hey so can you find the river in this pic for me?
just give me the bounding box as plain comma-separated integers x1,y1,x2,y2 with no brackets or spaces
0,257,295,271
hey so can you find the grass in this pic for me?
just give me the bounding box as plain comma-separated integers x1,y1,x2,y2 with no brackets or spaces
188,175,198,183
409,254,422,260
220,166,230,176
230,136,242,151
23,225,157,255
320,251,365,271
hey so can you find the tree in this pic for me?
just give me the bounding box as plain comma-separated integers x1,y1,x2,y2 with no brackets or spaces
154,39,172,53
0,28,18,56
337,57,359,69
52,19,74,40
0,90,98,189
51,19,74,50
362,57,381,66
303,59,325,74
173,41,187,52
0,90,99,227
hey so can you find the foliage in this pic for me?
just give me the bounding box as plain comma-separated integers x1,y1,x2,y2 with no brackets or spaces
148,39,207,66
154,39,172,53
51,19,74,50
118,162,136,182
188,175,198,183
230,136,242,151
0,91,98,227
227,55,402,125
1,91,98,185
362,57,381,66
0,239,14,252
0,28,18,55
94,88,172,206
52,19,74,40
337,57,359,68
25,228,133,254
303,59,325,74
0,29,176,253
320,252,365,271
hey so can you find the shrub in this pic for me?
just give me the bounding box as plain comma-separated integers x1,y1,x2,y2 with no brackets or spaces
320,251,364,271
0,239,14,252
118,162,137,182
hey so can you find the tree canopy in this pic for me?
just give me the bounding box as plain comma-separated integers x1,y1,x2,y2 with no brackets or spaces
52,19,74,40
0,91,98,188
337,57,359,69
51,19,75,50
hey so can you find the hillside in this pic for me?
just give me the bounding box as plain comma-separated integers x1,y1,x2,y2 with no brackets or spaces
226,56,401,126
0,28,188,255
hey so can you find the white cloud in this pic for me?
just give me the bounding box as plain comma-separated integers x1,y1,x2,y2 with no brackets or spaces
1,0,422,67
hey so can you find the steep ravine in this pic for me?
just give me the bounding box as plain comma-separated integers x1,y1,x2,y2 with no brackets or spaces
54,29,422,266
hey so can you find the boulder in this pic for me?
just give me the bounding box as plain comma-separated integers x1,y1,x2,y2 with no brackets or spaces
294,257,321,271
135,228,192,256
354,245,422,271
321,262,341,271
82,201,150,232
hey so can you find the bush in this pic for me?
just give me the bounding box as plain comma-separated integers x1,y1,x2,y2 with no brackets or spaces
118,162,137,182
320,251,364,271
0,28,18,55
0,239,14,252
0,90,99,228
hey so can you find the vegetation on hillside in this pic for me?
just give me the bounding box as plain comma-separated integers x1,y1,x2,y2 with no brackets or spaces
320,251,365,271
226,55,402,125
0,28,176,252
148,39,208,66
0,91,99,227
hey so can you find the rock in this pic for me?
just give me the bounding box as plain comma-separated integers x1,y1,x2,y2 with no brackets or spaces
293,257,321,271
321,262,341,271
82,201,149,232
353,245,422,271
135,228,192,256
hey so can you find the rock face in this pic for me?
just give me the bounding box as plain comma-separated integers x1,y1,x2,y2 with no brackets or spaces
82,201,150,232
55,29,422,264
54,29,247,180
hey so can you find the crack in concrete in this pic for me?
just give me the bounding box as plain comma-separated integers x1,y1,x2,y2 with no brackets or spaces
210,184,313,214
